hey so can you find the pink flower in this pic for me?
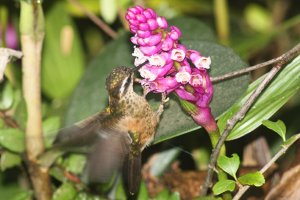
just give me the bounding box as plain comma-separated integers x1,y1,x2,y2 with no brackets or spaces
169,26,181,40
156,17,168,29
142,76,179,94
161,36,174,51
126,6,216,133
139,62,173,81
139,43,162,56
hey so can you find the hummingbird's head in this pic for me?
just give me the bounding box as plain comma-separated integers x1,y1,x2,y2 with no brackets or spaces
106,66,134,99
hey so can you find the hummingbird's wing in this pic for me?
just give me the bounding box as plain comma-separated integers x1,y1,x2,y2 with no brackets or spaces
82,129,131,184
53,112,110,152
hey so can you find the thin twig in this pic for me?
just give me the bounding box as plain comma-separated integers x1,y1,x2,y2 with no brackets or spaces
0,111,19,128
0,48,23,81
201,43,300,196
68,0,118,39
211,44,300,83
233,134,300,200
0,48,23,59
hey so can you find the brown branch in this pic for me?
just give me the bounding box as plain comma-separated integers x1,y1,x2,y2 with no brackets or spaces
20,1,52,199
68,0,118,39
211,43,300,83
201,43,300,196
233,134,300,200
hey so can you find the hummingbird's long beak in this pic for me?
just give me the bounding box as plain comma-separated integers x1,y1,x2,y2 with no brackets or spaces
132,60,149,72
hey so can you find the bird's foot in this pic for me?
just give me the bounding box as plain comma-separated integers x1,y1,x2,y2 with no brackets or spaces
156,93,169,119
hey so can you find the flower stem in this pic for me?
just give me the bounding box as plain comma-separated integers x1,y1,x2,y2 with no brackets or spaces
208,129,231,200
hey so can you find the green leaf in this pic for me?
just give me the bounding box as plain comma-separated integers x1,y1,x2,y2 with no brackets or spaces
0,128,24,153
169,192,180,200
193,197,221,200
10,191,32,200
0,82,14,110
100,0,117,24
156,189,170,200
52,182,77,200
137,181,149,200
42,116,61,148
67,0,100,17
0,118,4,128
149,148,180,177
147,0,212,17
244,4,272,33
115,178,126,200
262,120,286,141
42,2,84,99
221,55,300,140
238,171,265,187
74,192,101,200
63,154,86,174
0,173,28,200
49,166,65,182
0,151,21,171
212,179,236,196
217,154,240,180
64,17,249,143
14,98,27,130
168,16,217,42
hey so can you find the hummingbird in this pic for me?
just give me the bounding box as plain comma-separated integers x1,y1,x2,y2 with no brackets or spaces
40,66,167,194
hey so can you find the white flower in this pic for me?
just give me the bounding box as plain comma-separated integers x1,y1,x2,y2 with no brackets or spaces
132,46,148,66
148,54,166,67
139,67,157,81
190,74,203,87
175,71,191,84
194,56,211,69
171,48,185,62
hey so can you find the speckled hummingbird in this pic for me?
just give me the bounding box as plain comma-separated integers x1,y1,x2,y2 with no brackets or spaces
40,66,167,194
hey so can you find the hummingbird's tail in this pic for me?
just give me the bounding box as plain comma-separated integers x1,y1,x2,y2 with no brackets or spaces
122,152,142,195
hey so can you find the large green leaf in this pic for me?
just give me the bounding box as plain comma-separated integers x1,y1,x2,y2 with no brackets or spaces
64,17,249,143
218,55,300,140
0,129,24,153
42,2,84,99
0,151,21,171
168,16,217,42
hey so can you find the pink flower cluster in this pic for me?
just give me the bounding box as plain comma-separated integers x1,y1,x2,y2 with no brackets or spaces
126,6,216,129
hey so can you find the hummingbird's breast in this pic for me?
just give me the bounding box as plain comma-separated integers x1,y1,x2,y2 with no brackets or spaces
116,92,158,150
